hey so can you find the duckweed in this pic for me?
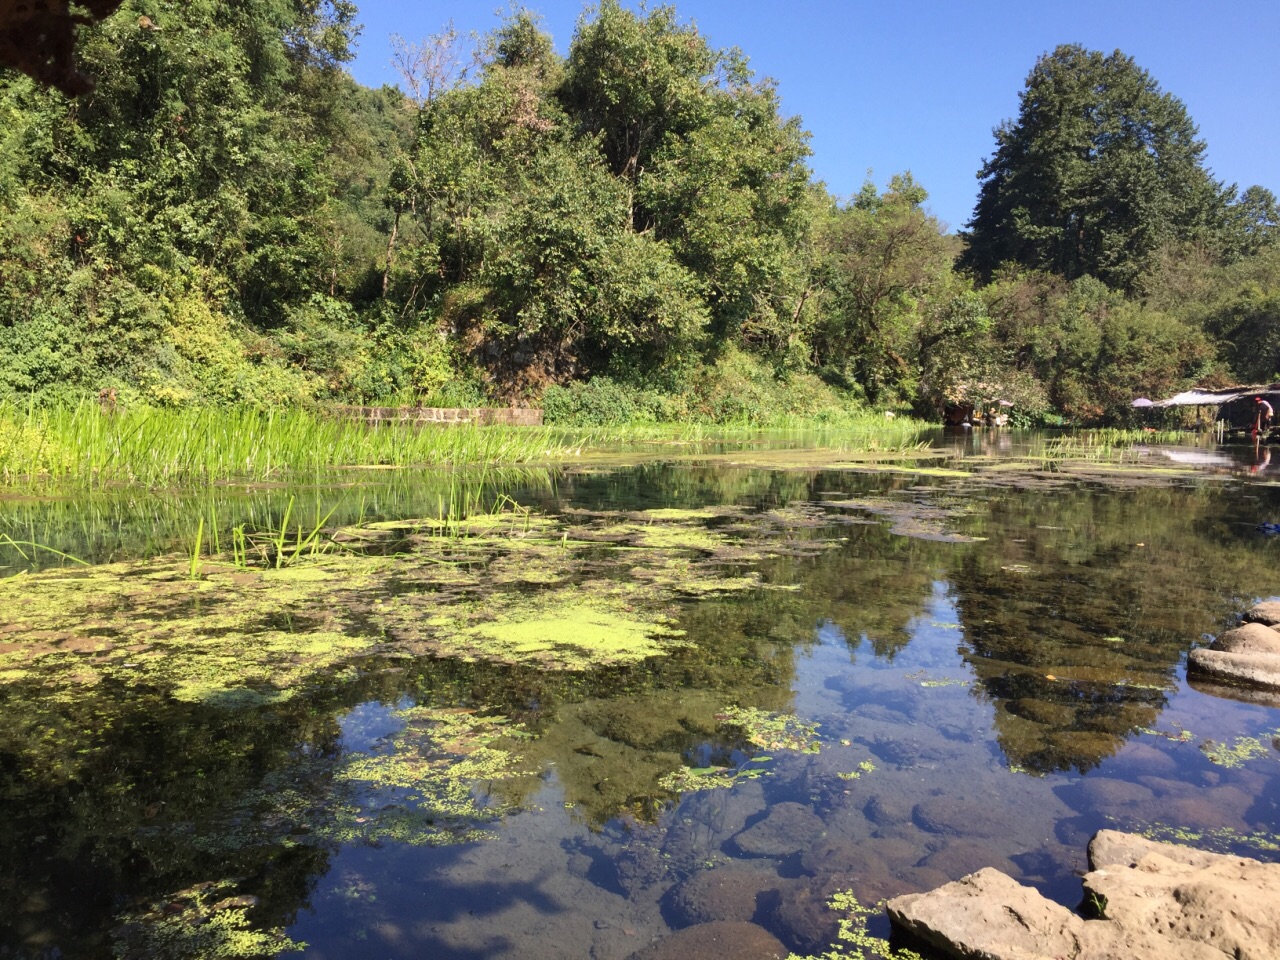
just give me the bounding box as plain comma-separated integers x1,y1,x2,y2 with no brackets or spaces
112,879,303,960
786,891,924,960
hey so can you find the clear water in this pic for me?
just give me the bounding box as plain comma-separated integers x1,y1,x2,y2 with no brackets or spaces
3,436,1280,959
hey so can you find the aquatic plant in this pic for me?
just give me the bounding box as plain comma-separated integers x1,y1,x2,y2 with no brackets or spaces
112,879,303,959
785,891,923,960
0,402,580,487
837,760,878,781
658,761,767,792
334,707,529,846
1199,734,1277,768
717,706,821,753
1136,822,1280,855
658,708,822,795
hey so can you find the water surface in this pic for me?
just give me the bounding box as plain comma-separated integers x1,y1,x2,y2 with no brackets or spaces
3,435,1280,958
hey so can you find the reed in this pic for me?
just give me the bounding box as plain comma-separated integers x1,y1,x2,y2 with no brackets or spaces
0,402,580,487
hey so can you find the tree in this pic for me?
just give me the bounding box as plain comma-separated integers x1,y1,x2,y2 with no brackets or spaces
1224,185,1279,259
962,45,1232,292
560,1,812,347
812,174,953,402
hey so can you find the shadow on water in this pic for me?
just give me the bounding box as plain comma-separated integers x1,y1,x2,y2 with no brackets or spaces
3,445,1280,957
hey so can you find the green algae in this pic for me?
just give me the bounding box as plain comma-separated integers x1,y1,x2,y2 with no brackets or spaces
1136,823,1280,855
718,706,821,753
458,594,687,669
0,558,382,704
836,759,878,781
658,763,764,792
0,499,850,704
1200,733,1278,768
182,706,532,857
787,891,924,960
112,879,303,960
658,707,822,795
334,707,528,845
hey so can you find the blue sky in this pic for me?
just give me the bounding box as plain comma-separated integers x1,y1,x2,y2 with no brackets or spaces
345,1,1279,233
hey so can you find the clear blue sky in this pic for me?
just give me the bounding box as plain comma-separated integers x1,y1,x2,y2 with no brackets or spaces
344,1,1279,233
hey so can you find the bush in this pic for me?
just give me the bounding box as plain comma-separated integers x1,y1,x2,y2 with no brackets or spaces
541,377,679,425
541,351,868,426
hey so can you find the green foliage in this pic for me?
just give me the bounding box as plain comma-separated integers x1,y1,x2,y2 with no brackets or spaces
982,270,1215,423
963,44,1233,292
542,377,680,425
814,175,957,403
0,4,1274,427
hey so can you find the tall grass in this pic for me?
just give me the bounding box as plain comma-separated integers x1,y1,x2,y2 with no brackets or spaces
0,402,582,487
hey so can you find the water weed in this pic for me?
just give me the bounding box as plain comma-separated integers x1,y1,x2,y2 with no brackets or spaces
0,402,579,487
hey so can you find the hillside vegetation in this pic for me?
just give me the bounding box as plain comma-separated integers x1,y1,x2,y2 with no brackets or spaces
0,2,1275,425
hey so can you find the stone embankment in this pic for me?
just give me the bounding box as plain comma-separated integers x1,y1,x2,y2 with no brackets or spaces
1188,600,1280,698
886,830,1280,960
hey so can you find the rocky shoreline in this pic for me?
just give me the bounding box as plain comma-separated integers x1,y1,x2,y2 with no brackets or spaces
886,829,1280,960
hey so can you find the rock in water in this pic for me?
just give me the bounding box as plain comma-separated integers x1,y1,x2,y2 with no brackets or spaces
1243,600,1280,626
1211,622,1280,655
1085,830,1280,959
886,831,1280,960
1188,648,1280,690
731,802,825,857
626,921,787,959
665,866,782,926
887,868,1087,959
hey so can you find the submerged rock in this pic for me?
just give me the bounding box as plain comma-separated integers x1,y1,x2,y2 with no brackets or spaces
917,841,1019,880
912,797,1009,839
731,802,826,858
665,866,783,927
885,830,1280,960
626,920,788,959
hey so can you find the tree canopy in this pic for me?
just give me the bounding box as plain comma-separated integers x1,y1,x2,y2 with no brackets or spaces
962,45,1232,291
0,8,1278,425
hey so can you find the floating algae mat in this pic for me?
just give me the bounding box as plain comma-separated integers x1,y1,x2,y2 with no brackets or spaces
0,503,844,698
5,447,1280,959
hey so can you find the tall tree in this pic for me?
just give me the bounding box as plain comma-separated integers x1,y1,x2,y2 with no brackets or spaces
812,174,953,402
962,45,1232,292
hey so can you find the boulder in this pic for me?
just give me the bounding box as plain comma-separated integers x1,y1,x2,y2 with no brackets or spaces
1243,600,1280,627
1188,648,1280,690
1211,622,1280,655
731,802,825,858
885,832,1280,960
887,868,1088,959
1087,830,1218,870
626,920,788,960
863,793,911,827
1086,834,1280,959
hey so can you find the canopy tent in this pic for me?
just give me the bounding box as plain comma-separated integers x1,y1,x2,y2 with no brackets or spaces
1144,386,1277,408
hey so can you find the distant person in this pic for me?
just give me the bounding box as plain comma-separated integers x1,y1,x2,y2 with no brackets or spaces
1255,397,1274,435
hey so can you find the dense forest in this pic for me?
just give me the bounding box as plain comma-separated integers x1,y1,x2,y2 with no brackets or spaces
0,0,1276,425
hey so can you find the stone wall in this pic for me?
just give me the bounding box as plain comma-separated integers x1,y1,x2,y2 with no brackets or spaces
331,405,543,427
